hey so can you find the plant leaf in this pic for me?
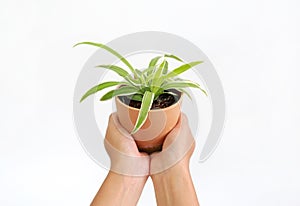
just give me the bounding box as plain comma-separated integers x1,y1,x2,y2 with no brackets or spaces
95,65,141,86
151,61,168,93
135,69,146,85
73,42,137,76
153,88,164,100
152,61,166,86
145,72,154,85
131,91,154,134
80,81,121,102
163,91,178,97
162,61,169,74
142,67,155,76
162,80,207,96
148,56,162,69
164,54,184,62
178,88,192,100
130,94,143,101
100,86,140,101
95,65,129,77
127,76,141,85
135,69,142,76
165,61,203,79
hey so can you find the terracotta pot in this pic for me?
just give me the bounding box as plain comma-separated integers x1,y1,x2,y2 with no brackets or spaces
115,93,182,154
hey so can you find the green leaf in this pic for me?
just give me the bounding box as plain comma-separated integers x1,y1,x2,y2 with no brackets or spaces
154,88,164,100
178,88,192,100
142,67,155,76
130,94,143,101
135,69,146,85
95,65,129,77
135,69,142,76
139,86,151,93
162,61,169,74
145,73,154,86
95,65,141,86
164,54,184,62
162,80,207,96
163,91,178,97
80,81,121,102
152,61,165,85
131,91,154,134
73,42,137,76
127,76,141,85
100,86,140,101
151,61,167,93
165,61,203,79
148,56,162,69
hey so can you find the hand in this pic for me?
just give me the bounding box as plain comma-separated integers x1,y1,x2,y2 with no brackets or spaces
91,113,150,206
150,113,199,206
104,113,150,176
150,113,195,175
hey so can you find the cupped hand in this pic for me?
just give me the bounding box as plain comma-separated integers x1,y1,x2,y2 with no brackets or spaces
104,113,150,176
150,113,195,175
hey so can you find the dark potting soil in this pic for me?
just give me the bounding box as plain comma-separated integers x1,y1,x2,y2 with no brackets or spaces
119,89,181,110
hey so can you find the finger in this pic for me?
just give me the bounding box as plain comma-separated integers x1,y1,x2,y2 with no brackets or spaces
161,114,182,149
104,139,150,176
150,113,195,175
106,113,134,142
163,113,191,149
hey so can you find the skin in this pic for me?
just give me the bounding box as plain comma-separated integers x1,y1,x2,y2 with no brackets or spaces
91,114,149,206
90,172,147,206
91,113,199,206
151,114,199,206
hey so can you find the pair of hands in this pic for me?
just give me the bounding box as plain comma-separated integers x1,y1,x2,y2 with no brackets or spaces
104,112,195,176
91,113,199,206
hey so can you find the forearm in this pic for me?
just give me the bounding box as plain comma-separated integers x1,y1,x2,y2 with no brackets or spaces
151,164,199,206
91,171,148,206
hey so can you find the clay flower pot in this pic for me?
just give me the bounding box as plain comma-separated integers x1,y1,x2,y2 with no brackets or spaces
115,93,182,154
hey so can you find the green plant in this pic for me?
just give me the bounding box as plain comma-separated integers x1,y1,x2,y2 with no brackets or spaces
74,42,207,133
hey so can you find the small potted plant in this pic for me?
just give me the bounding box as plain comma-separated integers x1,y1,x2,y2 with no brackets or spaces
75,42,207,154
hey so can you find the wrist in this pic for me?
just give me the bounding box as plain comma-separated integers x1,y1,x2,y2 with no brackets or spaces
151,160,190,181
108,171,149,184
150,162,198,206
109,156,150,177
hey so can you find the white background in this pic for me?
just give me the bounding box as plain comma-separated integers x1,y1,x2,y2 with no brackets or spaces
1,0,300,205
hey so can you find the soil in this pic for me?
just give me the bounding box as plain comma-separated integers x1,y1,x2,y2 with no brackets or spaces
119,89,181,110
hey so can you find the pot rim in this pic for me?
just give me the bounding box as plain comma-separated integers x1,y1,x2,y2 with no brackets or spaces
115,91,183,112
